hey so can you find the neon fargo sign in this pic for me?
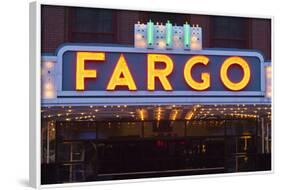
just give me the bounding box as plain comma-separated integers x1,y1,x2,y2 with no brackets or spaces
76,52,250,91
58,45,264,96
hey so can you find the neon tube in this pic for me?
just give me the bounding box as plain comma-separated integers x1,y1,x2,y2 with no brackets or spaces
147,20,154,47
165,20,173,48
183,22,190,49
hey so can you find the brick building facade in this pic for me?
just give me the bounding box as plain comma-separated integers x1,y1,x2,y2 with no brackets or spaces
41,5,271,61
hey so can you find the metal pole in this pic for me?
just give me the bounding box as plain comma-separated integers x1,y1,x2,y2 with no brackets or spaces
266,120,269,153
261,117,265,154
46,121,50,164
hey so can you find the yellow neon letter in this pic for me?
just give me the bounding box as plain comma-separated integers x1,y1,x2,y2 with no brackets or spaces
147,54,173,90
107,54,137,90
220,56,251,91
184,55,210,90
76,52,105,90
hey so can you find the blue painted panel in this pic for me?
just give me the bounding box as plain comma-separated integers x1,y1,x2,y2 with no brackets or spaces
62,51,261,92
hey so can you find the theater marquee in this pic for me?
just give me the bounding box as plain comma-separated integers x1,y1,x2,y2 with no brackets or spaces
55,45,265,99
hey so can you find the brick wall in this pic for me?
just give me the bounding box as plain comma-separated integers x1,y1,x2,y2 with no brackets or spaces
41,6,66,53
251,18,271,61
41,6,271,61
116,11,141,45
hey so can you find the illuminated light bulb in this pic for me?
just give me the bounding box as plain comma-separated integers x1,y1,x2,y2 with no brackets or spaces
158,40,166,49
191,35,197,43
136,41,146,48
140,109,144,121
44,90,55,99
135,33,142,40
43,82,55,99
45,82,52,90
45,61,54,69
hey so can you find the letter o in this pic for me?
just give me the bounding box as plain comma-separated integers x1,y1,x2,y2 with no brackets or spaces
220,57,251,91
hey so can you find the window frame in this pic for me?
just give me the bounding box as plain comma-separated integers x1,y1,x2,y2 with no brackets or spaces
67,7,117,43
209,16,251,49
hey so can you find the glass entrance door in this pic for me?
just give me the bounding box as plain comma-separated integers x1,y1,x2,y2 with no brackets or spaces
50,118,265,183
224,119,258,172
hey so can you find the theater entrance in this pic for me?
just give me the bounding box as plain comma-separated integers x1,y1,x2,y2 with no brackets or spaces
41,104,271,184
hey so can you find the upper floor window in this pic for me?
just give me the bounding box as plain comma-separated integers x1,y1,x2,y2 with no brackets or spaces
211,16,249,49
70,8,115,43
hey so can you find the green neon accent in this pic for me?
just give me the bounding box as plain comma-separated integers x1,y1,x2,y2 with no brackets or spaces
183,23,190,48
165,20,173,47
147,20,154,46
